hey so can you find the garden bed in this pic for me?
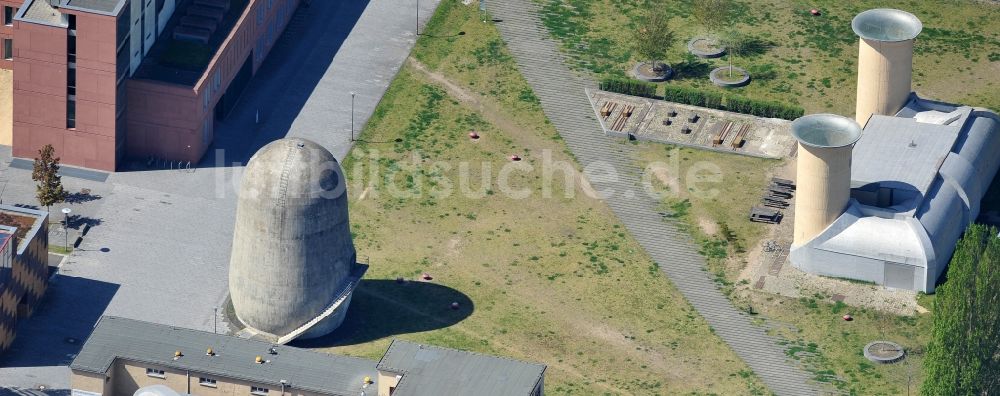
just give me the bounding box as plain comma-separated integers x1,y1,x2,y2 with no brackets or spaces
632,61,673,82
688,37,726,58
710,66,751,88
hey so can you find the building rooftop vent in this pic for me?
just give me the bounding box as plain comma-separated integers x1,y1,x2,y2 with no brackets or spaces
791,114,863,148
852,9,922,42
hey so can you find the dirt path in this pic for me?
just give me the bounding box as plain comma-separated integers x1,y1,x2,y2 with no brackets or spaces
407,58,599,197
407,58,528,144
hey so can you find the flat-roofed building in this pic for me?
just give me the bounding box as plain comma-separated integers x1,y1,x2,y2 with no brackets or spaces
6,0,298,171
70,316,547,396
0,204,49,353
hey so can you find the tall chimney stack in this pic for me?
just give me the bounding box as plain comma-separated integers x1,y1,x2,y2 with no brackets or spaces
791,114,863,246
852,9,922,126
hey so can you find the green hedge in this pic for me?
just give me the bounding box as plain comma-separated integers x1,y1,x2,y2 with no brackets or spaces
663,86,802,120
599,78,657,99
725,95,804,120
602,79,804,121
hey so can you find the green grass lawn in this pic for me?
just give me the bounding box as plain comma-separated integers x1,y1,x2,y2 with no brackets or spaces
48,245,72,255
307,2,774,394
754,294,932,395
636,143,779,290
534,0,1000,114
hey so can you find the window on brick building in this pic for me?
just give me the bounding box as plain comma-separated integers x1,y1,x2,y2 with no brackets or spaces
3,6,15,26
2,39,11,61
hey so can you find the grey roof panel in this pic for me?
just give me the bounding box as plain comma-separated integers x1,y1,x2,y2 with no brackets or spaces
71,316,377,395
18,0,66,26
377,340,545,396
61,0,125,14
851,115,959,195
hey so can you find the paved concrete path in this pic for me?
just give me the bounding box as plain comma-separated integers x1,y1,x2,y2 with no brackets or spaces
487,1,822,394
0,0,439,389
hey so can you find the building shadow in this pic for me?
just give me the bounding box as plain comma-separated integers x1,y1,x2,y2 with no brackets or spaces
0,275,119,368
291,279,474,348
194,0,373,169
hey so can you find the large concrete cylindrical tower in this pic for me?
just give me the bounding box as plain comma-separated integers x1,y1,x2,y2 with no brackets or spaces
852,8,922,126
791,114,863,247
229,138,358,340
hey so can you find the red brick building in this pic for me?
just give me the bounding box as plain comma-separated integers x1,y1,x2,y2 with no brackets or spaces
1,0,20,70
4,0,298,171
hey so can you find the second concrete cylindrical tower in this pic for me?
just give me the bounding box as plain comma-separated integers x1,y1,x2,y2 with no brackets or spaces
791,114,863,247
852,8,922,126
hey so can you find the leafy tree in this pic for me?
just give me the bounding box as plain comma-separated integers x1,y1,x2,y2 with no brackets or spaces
32,144,68,212
921,224,1000,396
720,29,749,77
692,0,733,31
631,8,675,72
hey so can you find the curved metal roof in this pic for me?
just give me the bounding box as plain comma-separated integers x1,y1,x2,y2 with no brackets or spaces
791,114,863,148
852,9,923,42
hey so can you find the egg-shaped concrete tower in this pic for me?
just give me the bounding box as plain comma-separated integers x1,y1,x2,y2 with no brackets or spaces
229,138,365,343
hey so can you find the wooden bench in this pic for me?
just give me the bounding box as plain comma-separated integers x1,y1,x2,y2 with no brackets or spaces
771,177,795,189
750,207,783,224
712,121,733,146
611,104,635,132
730,124,750,149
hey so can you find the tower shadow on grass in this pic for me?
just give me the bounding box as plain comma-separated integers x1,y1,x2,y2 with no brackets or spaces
290,279,474,349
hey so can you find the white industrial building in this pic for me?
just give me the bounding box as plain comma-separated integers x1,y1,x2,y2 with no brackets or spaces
788,9,1000,292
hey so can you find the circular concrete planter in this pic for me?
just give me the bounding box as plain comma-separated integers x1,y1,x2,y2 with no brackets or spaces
710,66,751,87
632,61,673,82
864,341,905,364
688,37,726,58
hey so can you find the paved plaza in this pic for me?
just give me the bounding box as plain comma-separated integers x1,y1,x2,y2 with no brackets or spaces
0,0,440,388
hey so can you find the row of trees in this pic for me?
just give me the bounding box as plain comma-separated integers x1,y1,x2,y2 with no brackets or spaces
631,0,751,78
921,223,1000,395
